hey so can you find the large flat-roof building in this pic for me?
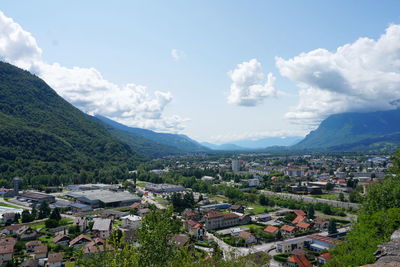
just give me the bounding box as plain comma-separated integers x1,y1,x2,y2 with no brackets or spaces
18,192,55,204
66,190,141,208
144,183,186,193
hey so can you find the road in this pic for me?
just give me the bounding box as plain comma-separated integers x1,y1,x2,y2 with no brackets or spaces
261,190,360,209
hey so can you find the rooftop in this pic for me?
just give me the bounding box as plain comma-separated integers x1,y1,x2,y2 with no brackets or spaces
67,190,140,204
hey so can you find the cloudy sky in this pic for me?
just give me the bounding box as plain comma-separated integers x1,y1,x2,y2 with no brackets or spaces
1,1,400,143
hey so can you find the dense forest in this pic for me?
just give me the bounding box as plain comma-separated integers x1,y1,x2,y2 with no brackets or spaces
0,61,146,187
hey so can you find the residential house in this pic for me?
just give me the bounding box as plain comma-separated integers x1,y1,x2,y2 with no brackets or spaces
281,225,296,235
83,238,112,255
16,226,38,241
264,225,279,236
73,217,88,232
230,205,245,214
53,234,70,247
1,224,22,235
33,245,48,260
48,226,68,236
239,231,256,244
276,237,311,253
296,222,311,232
92,218,112,239
25,241,42,253
172,234,190,247
314,217,329,231
19,259,38,267
292,216,306,225
293,210,306,217
318,252,332,265
184,220,206,240
47,252,64,267
69,234,92,248
121,215,141,229
255,213,271,222
0,243,14,263
287,254,312,267
2,213,15,223
309,235,340,252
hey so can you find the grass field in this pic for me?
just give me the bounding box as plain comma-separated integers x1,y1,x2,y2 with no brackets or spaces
209,195,228,202
246,205,269,214
0,202,22,209
153,197,166,203
136,181,149,187
311,194,338,200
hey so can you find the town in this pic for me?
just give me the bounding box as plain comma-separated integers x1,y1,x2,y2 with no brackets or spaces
0,153,390,266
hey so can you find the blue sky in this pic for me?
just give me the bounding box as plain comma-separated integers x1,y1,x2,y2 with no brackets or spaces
1,1,400,143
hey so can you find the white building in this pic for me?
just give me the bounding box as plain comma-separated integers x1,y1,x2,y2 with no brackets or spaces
121,215,142,230
232,159,240,173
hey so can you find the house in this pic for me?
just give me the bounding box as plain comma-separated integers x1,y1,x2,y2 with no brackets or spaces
47,252,64,267
92,218,112,239
73,217,88,232
314,217,329,230
276,237,312,253
292,215,306,225
2,213,15,223
281,225,296,235
83,238,113,254
287,254,312,267
230,204,245,213
25,241,42,253
33,245,48,259
172,234,190,247
0,237,16,247
309,235,340,252
293,210,306,217
0,188,17,198
48,226,68,236
296,222,311,231
2,224,22,235
247,178,260,187
318,252,332,265
69,234,92,248
100,210,129,220
264,225,279,235
184,220,206,240
239,231,256,244
19,258,38,267
255,213,271,222
53,234,70,246
16,226,38,241
121,215,141,229
0,244,14,263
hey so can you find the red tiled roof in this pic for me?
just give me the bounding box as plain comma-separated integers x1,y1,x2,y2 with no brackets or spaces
34,245,47,254
53,234,70,243
264,225,279,234
0,238,16,247
293,210,306,217
288,254,311,267
223,213,239,219
69,234,92,247
48,252,63,264
204,211,224,219
239,231,254,240
281,225,296,232
0,244,13,255
319,252,332,260
296,222,311,229
292,215,305,224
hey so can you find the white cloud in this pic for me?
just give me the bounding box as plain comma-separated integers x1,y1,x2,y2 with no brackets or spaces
0,11,187,133
227,59,279,106
208,129,307,144
171,49,185,61
276,24,400,125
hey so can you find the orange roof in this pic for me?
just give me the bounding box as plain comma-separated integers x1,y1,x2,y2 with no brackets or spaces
264,225,279,234
293,210,306,217
281,225,296,232
292,215,305,224
296,222,311,229
288,254,311,267
319,252,332,260
337,179,346,183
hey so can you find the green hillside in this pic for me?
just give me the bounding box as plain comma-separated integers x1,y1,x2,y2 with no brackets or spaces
0,62,146,187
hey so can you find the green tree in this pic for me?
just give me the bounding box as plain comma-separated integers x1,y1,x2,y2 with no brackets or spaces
49,207,61,221
21,210,33,223
328,219,337,235
38,201,51,219
338,192,345,202
259,195,269,206
31,205,37,220
307,205,315,219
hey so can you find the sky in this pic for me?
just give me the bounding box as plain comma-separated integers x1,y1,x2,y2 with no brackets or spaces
1,1,400,144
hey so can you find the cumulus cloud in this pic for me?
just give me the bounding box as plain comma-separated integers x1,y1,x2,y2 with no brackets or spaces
227,59,278,106
171,49,185,61
0,11,186,132
276,24,400,125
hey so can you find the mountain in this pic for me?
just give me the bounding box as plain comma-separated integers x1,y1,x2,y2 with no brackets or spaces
202,136,302,151
293,109,400,152
95,115,209,153
201,142,246,151
0,61,149,184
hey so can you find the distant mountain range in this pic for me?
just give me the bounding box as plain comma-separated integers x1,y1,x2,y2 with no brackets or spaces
293,109,400,152
202,136,303,151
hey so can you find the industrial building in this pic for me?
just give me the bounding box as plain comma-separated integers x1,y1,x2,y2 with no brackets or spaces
144,183,186,193
18,192,56,204
66,190,141,208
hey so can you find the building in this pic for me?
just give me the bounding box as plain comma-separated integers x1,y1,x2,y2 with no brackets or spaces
255,213,272,222
232,159,240,173
16,226,38,241
33,245,48,260
308,235,339,252
276,237,311,254
18,192,55,204
121,215,141,229
69,203,93,213
73,217,88,232
53,234,70,247
203,211,240,230
199,203,231,210
69,234,92,248
0,188,17,198
144,183,186,193
287,254,312,267
0,244,14,263
13,177,21,195
318,252,332,265
47,252,64,267
247,178,260,187
264,225,279,235
66,184,118,191
92,218,112,239
239,231,256,244
66,190,141,208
